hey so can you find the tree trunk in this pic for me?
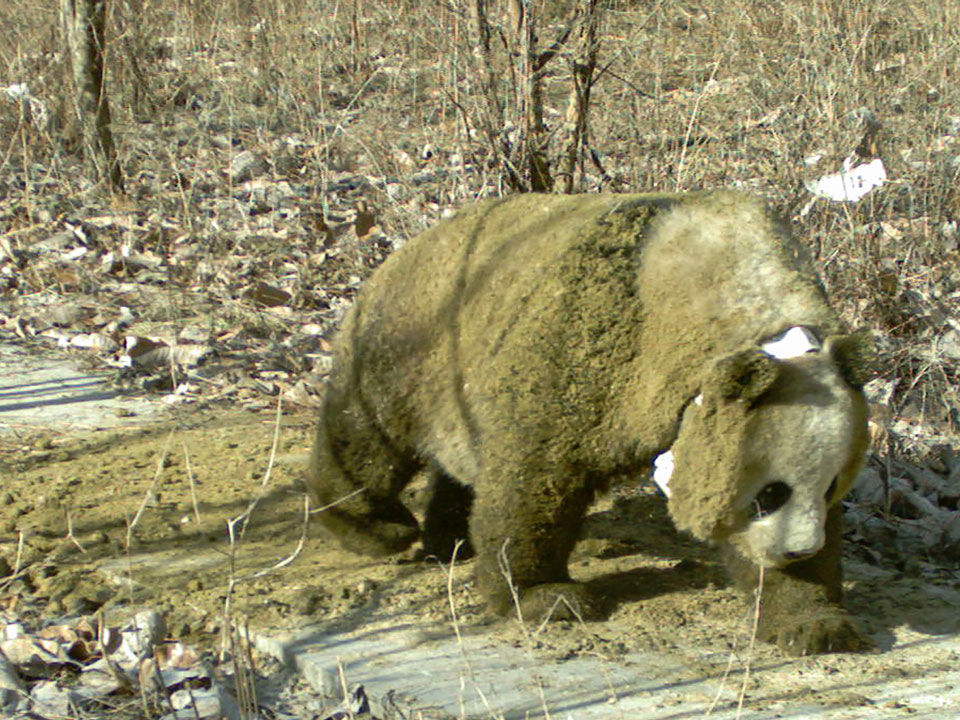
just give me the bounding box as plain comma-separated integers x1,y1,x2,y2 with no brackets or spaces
557,0,603,194
60,0,124,193
512,0,552,192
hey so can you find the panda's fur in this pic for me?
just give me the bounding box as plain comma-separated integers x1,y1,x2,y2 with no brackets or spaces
307,191,873,655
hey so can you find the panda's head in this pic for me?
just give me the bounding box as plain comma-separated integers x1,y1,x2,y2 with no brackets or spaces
661,328,872,567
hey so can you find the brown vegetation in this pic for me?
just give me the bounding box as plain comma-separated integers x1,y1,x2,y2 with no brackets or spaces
1,0,957,441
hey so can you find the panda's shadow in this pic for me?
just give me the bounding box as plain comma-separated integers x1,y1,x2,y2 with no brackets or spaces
844,561,960,651
577,489,727,608
580,490,960,650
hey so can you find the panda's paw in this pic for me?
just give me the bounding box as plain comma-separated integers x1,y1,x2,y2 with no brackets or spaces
318,512,419,557
517,582,605,623
768,610,872,656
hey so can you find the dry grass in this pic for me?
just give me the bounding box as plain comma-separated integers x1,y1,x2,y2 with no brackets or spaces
2,0,959,443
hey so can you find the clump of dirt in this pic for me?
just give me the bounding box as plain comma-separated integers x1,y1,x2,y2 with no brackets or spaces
0,407,958,707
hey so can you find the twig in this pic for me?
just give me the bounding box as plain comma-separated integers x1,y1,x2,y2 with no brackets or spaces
127,430,175,543
308,487,366,516
237,395,283,540
498,539,527,635
221,515,243,662
182,686,203,720
64,504,87,554
337,657,350,707
248,493,310,579
533,592,583,635
182,441,201,525
11,531,23,578
734,566,764,719
705,637,741,715
445,539,498,718
446,539,467,648
152,653,180,718
0,532,31,592
497,542,554,719
674,52,723,191
230,619,259,719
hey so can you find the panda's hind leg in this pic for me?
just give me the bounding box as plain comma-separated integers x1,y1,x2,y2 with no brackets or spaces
307,386,421,557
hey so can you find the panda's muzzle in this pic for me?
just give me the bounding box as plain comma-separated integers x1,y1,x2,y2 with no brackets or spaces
783,546,821,561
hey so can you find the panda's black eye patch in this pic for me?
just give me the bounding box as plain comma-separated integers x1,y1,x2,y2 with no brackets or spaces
824,476,839,503
750,481,792,519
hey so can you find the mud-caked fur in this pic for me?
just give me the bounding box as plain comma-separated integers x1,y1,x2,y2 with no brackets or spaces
308,191,872,656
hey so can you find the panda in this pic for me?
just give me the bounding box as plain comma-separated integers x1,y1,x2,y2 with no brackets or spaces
307,190,873,655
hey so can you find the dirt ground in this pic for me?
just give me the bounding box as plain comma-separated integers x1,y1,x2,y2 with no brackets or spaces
0,406,958,712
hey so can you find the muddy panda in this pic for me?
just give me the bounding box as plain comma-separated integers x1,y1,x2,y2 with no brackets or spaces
308,191,873,656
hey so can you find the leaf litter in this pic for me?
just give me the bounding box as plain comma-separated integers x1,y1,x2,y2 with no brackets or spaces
0,108,959,720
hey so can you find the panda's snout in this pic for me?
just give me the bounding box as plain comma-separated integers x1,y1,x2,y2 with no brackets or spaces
752,508,826,566
781,527,826,562
783,546,820,562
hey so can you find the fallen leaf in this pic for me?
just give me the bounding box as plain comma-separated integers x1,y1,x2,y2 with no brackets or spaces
242,281,291,308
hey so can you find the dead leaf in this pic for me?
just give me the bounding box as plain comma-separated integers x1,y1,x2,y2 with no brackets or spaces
123,335,168,363
0,636,79,677
354,199,377,238
122,336,211,369
242,281,291,308
156,641,201,670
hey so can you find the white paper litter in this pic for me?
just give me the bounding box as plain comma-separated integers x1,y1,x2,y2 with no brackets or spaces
2,83,49,126
805,157,887,202
652,451,674,497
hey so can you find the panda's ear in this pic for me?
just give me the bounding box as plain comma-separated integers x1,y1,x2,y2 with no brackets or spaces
825,330,877,388
710,349,781,403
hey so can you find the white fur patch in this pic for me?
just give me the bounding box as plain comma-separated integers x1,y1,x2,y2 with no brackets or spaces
761,326,820,359
652,450,674,497
652,394,700,497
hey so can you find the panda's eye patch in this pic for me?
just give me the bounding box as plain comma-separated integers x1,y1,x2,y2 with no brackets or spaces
750,481,792,519
824,476,839,503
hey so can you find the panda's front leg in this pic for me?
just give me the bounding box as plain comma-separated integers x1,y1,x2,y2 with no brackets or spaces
724,504,871,655
468,457,603,623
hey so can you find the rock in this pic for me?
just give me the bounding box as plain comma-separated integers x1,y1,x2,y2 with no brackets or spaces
228,151,268,183
943,513,960,561
115,610,167,664
889,483,938,520
169,683,241,720
900,461,951,501
857,515,896,546
935,328,960,361
926,443,952,474
62,585,114,615
852,467,885,507
0,649,25,713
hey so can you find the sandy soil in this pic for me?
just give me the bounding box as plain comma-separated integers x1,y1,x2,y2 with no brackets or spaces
0,407,958,712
